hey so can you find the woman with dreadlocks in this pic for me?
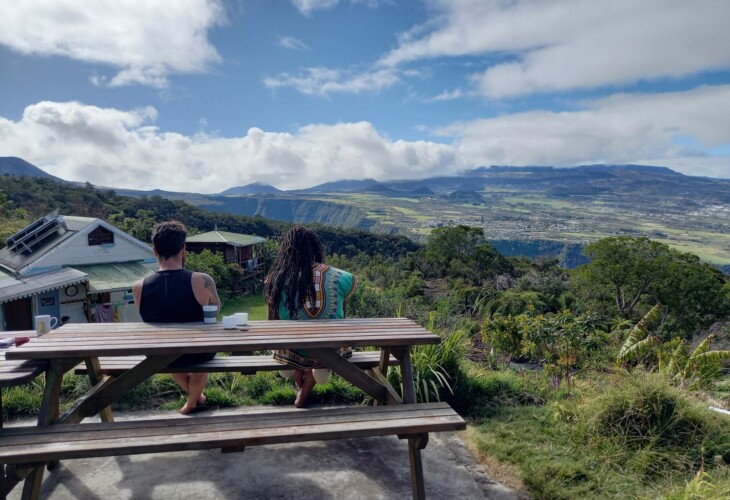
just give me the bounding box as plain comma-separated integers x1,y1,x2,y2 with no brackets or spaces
264,225,357,407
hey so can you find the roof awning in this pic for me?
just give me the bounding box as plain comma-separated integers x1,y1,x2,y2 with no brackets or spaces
0,267,88,304
186,231,266,246
71,262,154,293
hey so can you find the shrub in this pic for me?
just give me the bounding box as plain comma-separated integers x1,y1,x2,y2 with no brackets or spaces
577,373,730,476
447,364,546,418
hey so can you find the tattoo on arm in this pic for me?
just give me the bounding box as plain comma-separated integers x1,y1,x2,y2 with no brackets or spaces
201,274,221,306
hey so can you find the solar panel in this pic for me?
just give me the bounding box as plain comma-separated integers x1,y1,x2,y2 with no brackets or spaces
5,210,66,254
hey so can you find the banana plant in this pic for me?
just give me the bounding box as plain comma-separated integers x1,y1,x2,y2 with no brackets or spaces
660,334,730,389
616,303,663,364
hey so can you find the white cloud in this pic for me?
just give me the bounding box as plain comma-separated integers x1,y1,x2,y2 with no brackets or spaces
278,36,311,51
437,85,730,175
0,101,458,192
264,67,400,96
380,0,730,98
1,88,727,196
292,0,383,16
425,88,463,102
0,0,225,88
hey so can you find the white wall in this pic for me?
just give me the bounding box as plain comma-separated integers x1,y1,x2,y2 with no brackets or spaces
39,235,152,268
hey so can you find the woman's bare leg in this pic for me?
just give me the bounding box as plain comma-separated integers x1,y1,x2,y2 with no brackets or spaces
295,369,316,408
293,369,304,390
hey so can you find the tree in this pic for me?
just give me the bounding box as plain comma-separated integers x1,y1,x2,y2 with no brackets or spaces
185,249,237,296
574,237,730,337
425,225,512,284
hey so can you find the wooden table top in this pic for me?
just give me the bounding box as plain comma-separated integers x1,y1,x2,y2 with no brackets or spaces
5,318,440,360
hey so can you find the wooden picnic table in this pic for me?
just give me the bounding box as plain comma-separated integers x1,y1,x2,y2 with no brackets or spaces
0,331,46,430
3,318,452,499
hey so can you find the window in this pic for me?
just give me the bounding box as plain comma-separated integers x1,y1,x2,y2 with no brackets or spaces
88,226,114,246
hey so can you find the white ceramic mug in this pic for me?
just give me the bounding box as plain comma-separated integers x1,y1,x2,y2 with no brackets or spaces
222,315,236,329
202,305,218,324
35,315,58,336
234,312,248,326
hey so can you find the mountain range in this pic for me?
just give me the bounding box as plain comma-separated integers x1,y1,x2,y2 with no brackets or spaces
2,156,729,270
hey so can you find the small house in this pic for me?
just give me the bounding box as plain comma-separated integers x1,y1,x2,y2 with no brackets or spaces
186,229,266,274
0,212,155,331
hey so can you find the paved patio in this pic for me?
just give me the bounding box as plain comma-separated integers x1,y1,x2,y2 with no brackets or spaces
6,408,519,499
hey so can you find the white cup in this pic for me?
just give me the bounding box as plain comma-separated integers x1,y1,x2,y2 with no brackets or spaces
222,315,236,329
234,312,248,326
35,315,58,336
202,305,218,324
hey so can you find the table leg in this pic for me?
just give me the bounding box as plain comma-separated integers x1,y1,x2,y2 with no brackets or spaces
21,360,66,500
58,354,179,425
308,348,399,404
397,347,426,500
373,349,393,406
84,357,114,423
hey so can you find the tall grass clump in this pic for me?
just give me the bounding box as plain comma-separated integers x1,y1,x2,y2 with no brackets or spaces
387,325,469,402
447,364,548,418
576,372,730,477
660,468,730,499
2,381,44,420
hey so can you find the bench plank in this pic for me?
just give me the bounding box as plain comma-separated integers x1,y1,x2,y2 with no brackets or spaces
74,351,397,376
0,403,465,464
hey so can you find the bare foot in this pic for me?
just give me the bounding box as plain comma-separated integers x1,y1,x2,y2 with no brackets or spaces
197,393,207,405
179,401,196,415
295,372,316,408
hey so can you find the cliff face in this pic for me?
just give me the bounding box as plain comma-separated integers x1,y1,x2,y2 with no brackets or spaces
198,196,371,230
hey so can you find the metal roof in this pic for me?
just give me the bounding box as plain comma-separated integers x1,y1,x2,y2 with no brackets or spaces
0,222,77,274
71,262,154,293
186,230,266,247
0,267,88,304
0,215,152,276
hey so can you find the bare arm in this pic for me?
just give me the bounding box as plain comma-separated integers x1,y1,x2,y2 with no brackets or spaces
132,280,143,310
192,272,221,307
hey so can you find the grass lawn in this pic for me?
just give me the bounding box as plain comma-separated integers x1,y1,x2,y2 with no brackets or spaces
220,293,267,320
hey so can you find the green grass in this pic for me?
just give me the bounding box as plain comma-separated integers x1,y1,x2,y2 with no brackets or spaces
220,293,267,319
463,369,730,499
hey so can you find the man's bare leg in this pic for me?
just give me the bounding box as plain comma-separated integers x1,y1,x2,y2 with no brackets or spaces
171,373,190,393
180,373,209,414
293,369,304,390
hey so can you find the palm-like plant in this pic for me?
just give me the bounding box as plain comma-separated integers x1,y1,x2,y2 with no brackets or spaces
659,334,730,389
616,303,663,364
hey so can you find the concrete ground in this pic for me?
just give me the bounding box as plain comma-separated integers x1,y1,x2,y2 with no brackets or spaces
7,408,520,500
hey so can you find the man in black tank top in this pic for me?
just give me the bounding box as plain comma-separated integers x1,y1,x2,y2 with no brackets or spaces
132,221,220,415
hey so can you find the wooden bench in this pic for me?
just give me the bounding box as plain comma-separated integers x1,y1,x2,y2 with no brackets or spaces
1,332,46,429
74,351,397,376
0,403,465,496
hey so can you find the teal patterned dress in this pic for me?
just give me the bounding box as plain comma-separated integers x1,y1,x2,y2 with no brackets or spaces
273,263,357,369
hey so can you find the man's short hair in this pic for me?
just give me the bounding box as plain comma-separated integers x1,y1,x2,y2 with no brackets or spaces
151,221,187,259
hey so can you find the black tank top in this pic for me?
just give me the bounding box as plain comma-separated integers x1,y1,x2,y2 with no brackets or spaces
140,269,203,323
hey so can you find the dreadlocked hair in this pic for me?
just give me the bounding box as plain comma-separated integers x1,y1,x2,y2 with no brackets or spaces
264,225,325,319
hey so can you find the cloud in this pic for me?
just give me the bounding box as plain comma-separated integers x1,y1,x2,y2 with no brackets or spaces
1,88,727,195
436,85,730,172
264,67,400,96
0,0,225,88
425,88,463,102
0,101,458,192
292,0,383,16
379,0,730,98
278,36,311,51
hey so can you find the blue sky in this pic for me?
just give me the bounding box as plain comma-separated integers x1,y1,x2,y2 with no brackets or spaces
0,0,729,192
